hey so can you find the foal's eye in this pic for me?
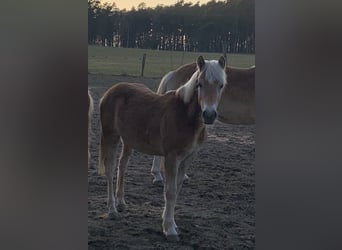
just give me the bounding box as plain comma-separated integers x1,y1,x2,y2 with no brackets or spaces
219,84,224,89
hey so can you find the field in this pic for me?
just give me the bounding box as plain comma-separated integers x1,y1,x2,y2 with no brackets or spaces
88,47,255,249
88,46,255,78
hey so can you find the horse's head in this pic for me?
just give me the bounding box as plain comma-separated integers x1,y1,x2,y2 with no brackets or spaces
195,56,227,124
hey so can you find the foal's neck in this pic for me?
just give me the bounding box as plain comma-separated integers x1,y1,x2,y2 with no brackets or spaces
184,90,203,127
175,70,199,104
174,72,203,128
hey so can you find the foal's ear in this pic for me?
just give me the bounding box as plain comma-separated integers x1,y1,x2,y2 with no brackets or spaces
218,56,225,69
197,56,205,71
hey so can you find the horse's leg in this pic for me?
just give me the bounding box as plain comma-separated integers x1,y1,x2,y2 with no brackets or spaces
151,156,187,184
177,153,195,197
183,173,189,182
169,152,194,230
99,133,120,217
151,156,163,183
162,154,179,241
181,155,190,183
115,143,132,212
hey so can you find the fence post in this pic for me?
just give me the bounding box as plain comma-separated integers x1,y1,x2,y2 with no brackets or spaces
224,51,227,65
141,53,146,77
222,42,227,64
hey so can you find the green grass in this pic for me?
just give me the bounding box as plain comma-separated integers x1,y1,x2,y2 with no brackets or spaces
88,46,255,78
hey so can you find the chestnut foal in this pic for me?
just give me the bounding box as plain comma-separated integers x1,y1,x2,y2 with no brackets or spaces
98,56,227,241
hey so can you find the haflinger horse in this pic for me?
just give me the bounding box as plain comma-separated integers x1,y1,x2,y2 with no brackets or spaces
98,56,227,241
151,62,255,183
88,90,93,165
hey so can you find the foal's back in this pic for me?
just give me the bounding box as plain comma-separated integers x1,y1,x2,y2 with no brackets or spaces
100,82,201,155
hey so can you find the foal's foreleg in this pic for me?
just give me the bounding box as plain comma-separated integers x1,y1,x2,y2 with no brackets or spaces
165,153,194,231
115,143,132,212
162,154,179,241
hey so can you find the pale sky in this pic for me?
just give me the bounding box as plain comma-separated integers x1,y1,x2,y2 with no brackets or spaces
101,0,222,10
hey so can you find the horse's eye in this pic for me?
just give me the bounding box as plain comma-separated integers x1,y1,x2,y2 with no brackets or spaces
196,82,202,88
219,84,223,89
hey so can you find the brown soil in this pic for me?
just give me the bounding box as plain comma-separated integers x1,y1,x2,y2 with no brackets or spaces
88,74,255,250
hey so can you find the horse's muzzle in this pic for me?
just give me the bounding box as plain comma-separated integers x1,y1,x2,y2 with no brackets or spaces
202,110,217,124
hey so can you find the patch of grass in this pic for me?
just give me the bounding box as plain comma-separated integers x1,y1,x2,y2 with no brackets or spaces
88,46,255,78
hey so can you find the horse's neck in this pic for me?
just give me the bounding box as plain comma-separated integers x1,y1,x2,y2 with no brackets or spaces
183,90,202,126
175,70,199,104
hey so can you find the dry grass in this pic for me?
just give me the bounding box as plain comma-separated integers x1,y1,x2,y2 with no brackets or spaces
88,46,255,78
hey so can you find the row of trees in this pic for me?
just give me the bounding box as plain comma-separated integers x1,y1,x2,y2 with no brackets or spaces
88,0,254,53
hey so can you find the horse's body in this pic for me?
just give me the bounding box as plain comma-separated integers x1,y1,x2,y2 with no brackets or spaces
99,83,206,157
98,56,227,240
151,63,255,183
88,90,93,164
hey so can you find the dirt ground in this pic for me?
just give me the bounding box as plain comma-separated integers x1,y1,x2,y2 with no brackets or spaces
88,74,255,250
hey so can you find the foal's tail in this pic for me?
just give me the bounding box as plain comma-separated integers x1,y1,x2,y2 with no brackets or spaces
98,95,120,176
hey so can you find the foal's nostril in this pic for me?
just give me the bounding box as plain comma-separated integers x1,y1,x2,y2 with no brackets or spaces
202,110,217,121
213,111,217,119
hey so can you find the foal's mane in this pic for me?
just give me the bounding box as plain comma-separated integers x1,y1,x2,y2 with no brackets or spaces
175,69,200,104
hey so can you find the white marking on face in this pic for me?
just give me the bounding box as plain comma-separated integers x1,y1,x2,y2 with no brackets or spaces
203,104,217,113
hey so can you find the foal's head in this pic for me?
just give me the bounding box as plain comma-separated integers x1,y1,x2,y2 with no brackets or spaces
195,56,227,124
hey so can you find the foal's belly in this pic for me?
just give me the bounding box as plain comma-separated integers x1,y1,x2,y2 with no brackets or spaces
131,143,164,156
118,127,202,157
115,104,206,157
118,127,164,156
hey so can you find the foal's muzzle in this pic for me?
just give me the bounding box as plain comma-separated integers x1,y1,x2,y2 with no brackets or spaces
202,110,217,124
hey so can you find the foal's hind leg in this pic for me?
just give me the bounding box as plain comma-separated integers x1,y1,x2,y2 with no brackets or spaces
177,153,195,198
116,143,132,212
100,134,120,217
151,156,163,183
151,155,189,184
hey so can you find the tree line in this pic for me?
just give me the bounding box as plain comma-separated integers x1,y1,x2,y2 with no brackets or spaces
88,0,254,53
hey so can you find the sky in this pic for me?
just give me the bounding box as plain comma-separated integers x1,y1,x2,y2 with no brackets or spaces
100,0,222,10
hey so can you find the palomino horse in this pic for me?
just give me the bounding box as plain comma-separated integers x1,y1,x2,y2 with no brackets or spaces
88,90,93,165
151,63,255,183
98,56,227,241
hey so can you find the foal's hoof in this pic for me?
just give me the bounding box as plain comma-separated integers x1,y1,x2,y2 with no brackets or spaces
107,212,118,219
166,234,180,242
100,212,118,220
152,178,164,186
117,203,126,212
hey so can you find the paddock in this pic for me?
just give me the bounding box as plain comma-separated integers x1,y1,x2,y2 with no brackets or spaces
88,74,255,249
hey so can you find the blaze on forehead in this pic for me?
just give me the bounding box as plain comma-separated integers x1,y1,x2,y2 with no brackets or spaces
200,60,226,84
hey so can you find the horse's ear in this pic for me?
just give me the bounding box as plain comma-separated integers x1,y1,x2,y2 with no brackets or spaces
218,56,225,69
197,56,205,71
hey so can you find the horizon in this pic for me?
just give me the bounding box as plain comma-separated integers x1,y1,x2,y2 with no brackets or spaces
100,0,225,10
